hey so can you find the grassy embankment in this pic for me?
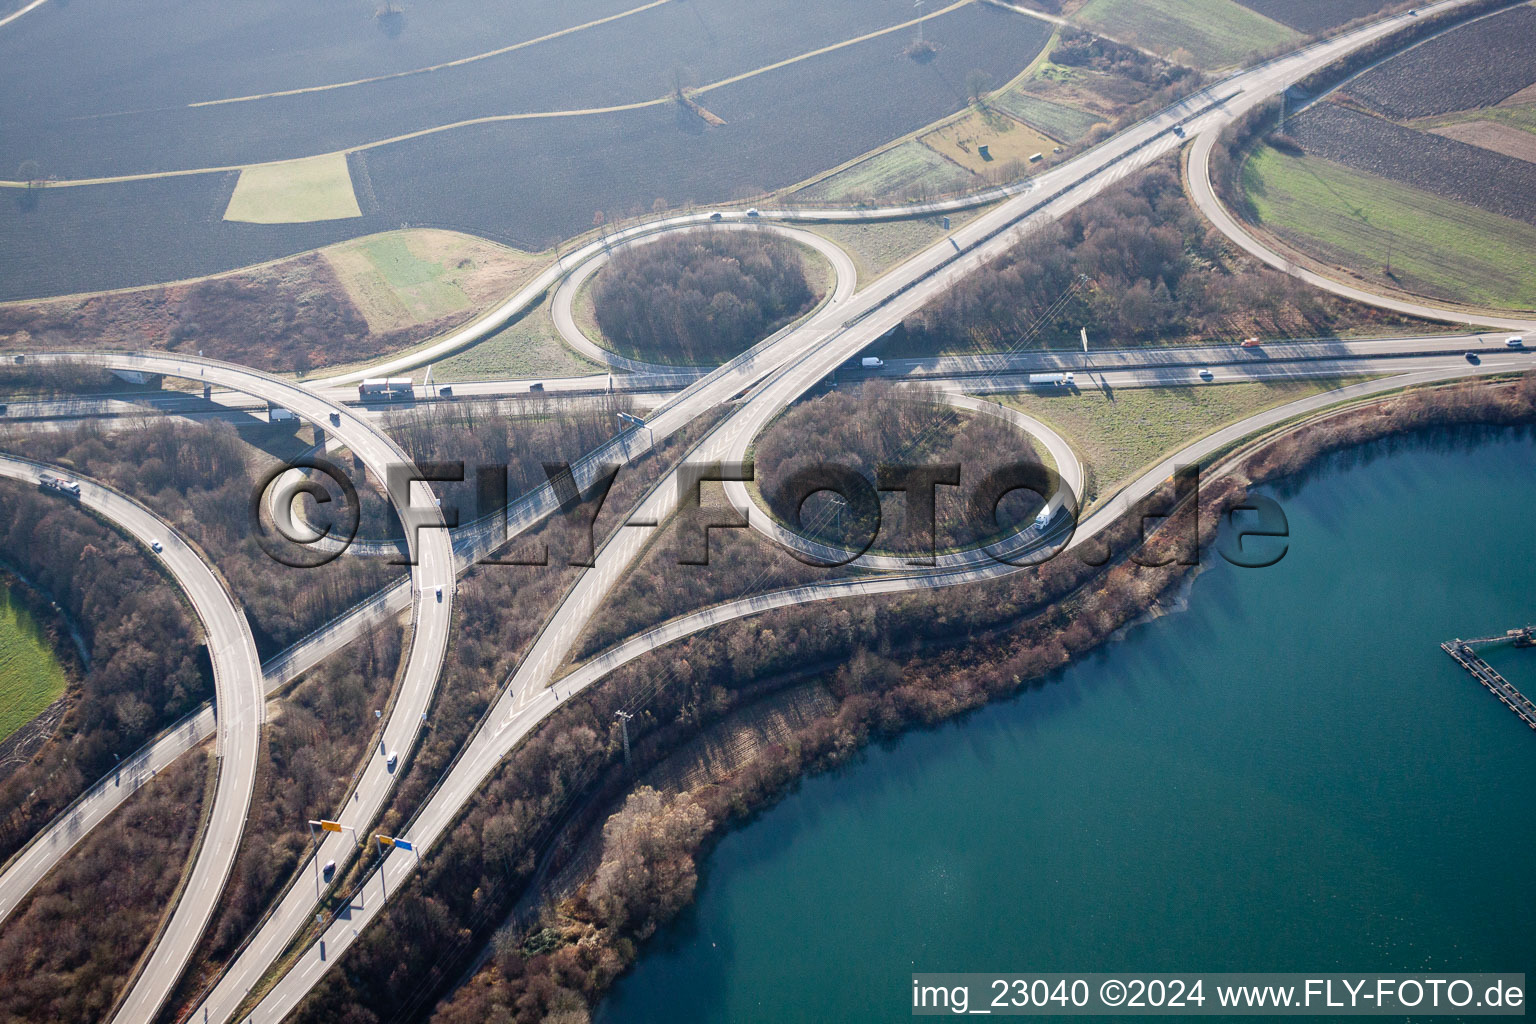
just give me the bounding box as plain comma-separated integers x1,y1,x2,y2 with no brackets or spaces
995,379,1357,506
317,230,599,381
0,582,68,743
1243,145,1536,311
1074,0,1299,68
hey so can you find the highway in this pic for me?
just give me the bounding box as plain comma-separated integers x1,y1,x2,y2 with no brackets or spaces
549,222,857,376
12,352,455,1024
196,6,1519,1022
2,2,1521,1018
15,332,1531,925
0,456,265,1019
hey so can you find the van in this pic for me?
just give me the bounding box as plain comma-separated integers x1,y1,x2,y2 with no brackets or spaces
1507,335,1525,348
386,751,399,770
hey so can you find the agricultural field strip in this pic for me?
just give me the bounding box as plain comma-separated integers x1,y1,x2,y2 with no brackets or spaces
0,5,1049,298
1189,104,1536,330
1341,3,1536,118
0,0,996,182
0,453,264,1024
0,0,648,115
1233,0,1409,34
218,10,1498,1021
1286,103,1536,227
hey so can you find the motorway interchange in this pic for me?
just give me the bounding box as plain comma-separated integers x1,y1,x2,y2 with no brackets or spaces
2,2,1535,1022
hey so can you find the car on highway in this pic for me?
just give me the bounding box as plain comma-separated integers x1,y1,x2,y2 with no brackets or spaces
435,586,443,602
322,860,336,881
1241,337,1262,348
1173,125,1185,138
1199,368,1215,381
151,540,164,553
386,751,398,770
329,412,341,426
439,386,453,397
746,208,760,217
529,382,545,392
709,211,723,221
1465,352,1480,364
1507,335,1525,348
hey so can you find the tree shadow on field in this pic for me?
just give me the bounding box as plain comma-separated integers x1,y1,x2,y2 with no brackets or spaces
15,188,39,214
673,100,707,136
376,9,404,39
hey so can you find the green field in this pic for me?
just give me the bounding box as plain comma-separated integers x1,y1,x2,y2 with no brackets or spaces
0,582,68,744
989,90,1106,141
1463,102,1536,136
432,292,603,381
223,153,362,224
808,212,986,288
996,379,1351,505
1243,145,1536,311
1076,0,1299,68
794,141,975,203
351,235,473,322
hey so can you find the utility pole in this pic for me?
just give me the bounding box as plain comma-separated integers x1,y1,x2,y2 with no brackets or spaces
616,710,633,770
914,0,924,44
1277,90,1287,133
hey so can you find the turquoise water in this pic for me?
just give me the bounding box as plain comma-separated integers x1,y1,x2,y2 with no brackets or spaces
598,428,1536,1023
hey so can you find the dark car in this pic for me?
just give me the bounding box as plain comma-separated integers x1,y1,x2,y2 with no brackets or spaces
328,411,341,426
1465,351,1480,364
529,382,545,392
439,386,453,397
709,211,723,221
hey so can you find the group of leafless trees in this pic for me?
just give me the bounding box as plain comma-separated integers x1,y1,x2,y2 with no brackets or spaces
593,233,815,365
0,480,206,866
0,419,403,656
897,158,1406,353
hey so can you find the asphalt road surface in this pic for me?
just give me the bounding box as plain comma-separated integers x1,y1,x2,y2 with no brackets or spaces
0,455,265,1024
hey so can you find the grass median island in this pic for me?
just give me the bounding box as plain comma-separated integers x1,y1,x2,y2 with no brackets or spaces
1242,145,1536,311
0,579,68,744
994,379,1352,505
806,214,980,288
1075,0,1299,68
223,153,361,224
432,290,605,381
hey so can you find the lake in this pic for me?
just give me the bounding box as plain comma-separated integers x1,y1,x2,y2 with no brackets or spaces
598,427,1536,1023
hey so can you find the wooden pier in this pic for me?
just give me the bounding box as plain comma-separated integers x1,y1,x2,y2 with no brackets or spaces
1441,629,1536,731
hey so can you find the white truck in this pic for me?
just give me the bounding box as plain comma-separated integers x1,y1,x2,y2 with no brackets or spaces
1028,372,1074,387
358,377,414,402
39,474,82,498
268,405,297,422
861,357,884,368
